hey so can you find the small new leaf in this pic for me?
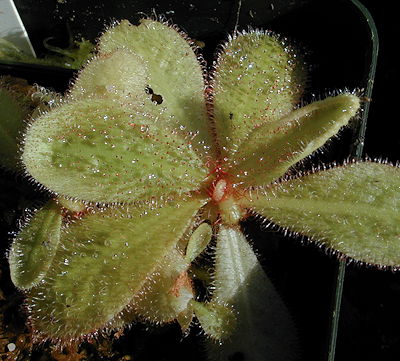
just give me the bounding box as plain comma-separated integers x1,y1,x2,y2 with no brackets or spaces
191,300,237,341
185,222,213,262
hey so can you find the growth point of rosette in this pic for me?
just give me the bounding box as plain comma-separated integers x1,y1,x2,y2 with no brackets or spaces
205,165,246,226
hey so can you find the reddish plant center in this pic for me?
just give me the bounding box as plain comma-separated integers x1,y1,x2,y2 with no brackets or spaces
211,178,229,203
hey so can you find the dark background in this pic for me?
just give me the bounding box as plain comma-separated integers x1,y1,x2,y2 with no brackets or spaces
1,1,398,360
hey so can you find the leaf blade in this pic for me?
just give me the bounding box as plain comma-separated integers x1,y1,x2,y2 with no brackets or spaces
9,200,62,289
132,248,193,324
231,94,360,187
98,20,214,157
69,49,149,102
23,99,208,203
211,31,304,158
243,162,400,267
26,196,206,340
208,225,298,360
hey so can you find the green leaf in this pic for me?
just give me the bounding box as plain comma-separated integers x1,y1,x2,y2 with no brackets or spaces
98,19,214,157
9,200,62,289
132,248,193,324
69,49,149,101
231,94,360,187
185,222,212,262
22,98,208,203
243,162,400,267
26,196,206,340
211,31,304,158
192,300,236,341
208,225,298,361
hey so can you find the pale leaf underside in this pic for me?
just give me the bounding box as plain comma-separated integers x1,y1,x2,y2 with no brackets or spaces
208,225,298,361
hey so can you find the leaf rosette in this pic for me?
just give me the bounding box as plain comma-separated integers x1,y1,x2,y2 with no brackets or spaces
7,18,399,359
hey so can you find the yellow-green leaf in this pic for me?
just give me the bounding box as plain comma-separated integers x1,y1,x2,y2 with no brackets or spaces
9,200,62,289
185,222,212,262
26,196,206,340
69,49,149,102
231,94,360,187
211,31,304,158
243,162,400,267
22,98,208,203
98,19,214,157
132,248,193,324
192,300,236,341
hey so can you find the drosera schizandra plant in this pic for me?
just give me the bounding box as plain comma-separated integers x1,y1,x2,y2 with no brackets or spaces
1,18,399,361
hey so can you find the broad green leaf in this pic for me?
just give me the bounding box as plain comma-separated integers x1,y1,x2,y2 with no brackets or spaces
185,222,212,262
211,31,304,158
0,78,31,170
22,99,208,203
26,196,206,340
9,200,62,289
243,162,400,267
98,20,214,157
208,225,298,361
69,49,149,102
132,248,193,324
192,300,236,341
230,94,360,187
